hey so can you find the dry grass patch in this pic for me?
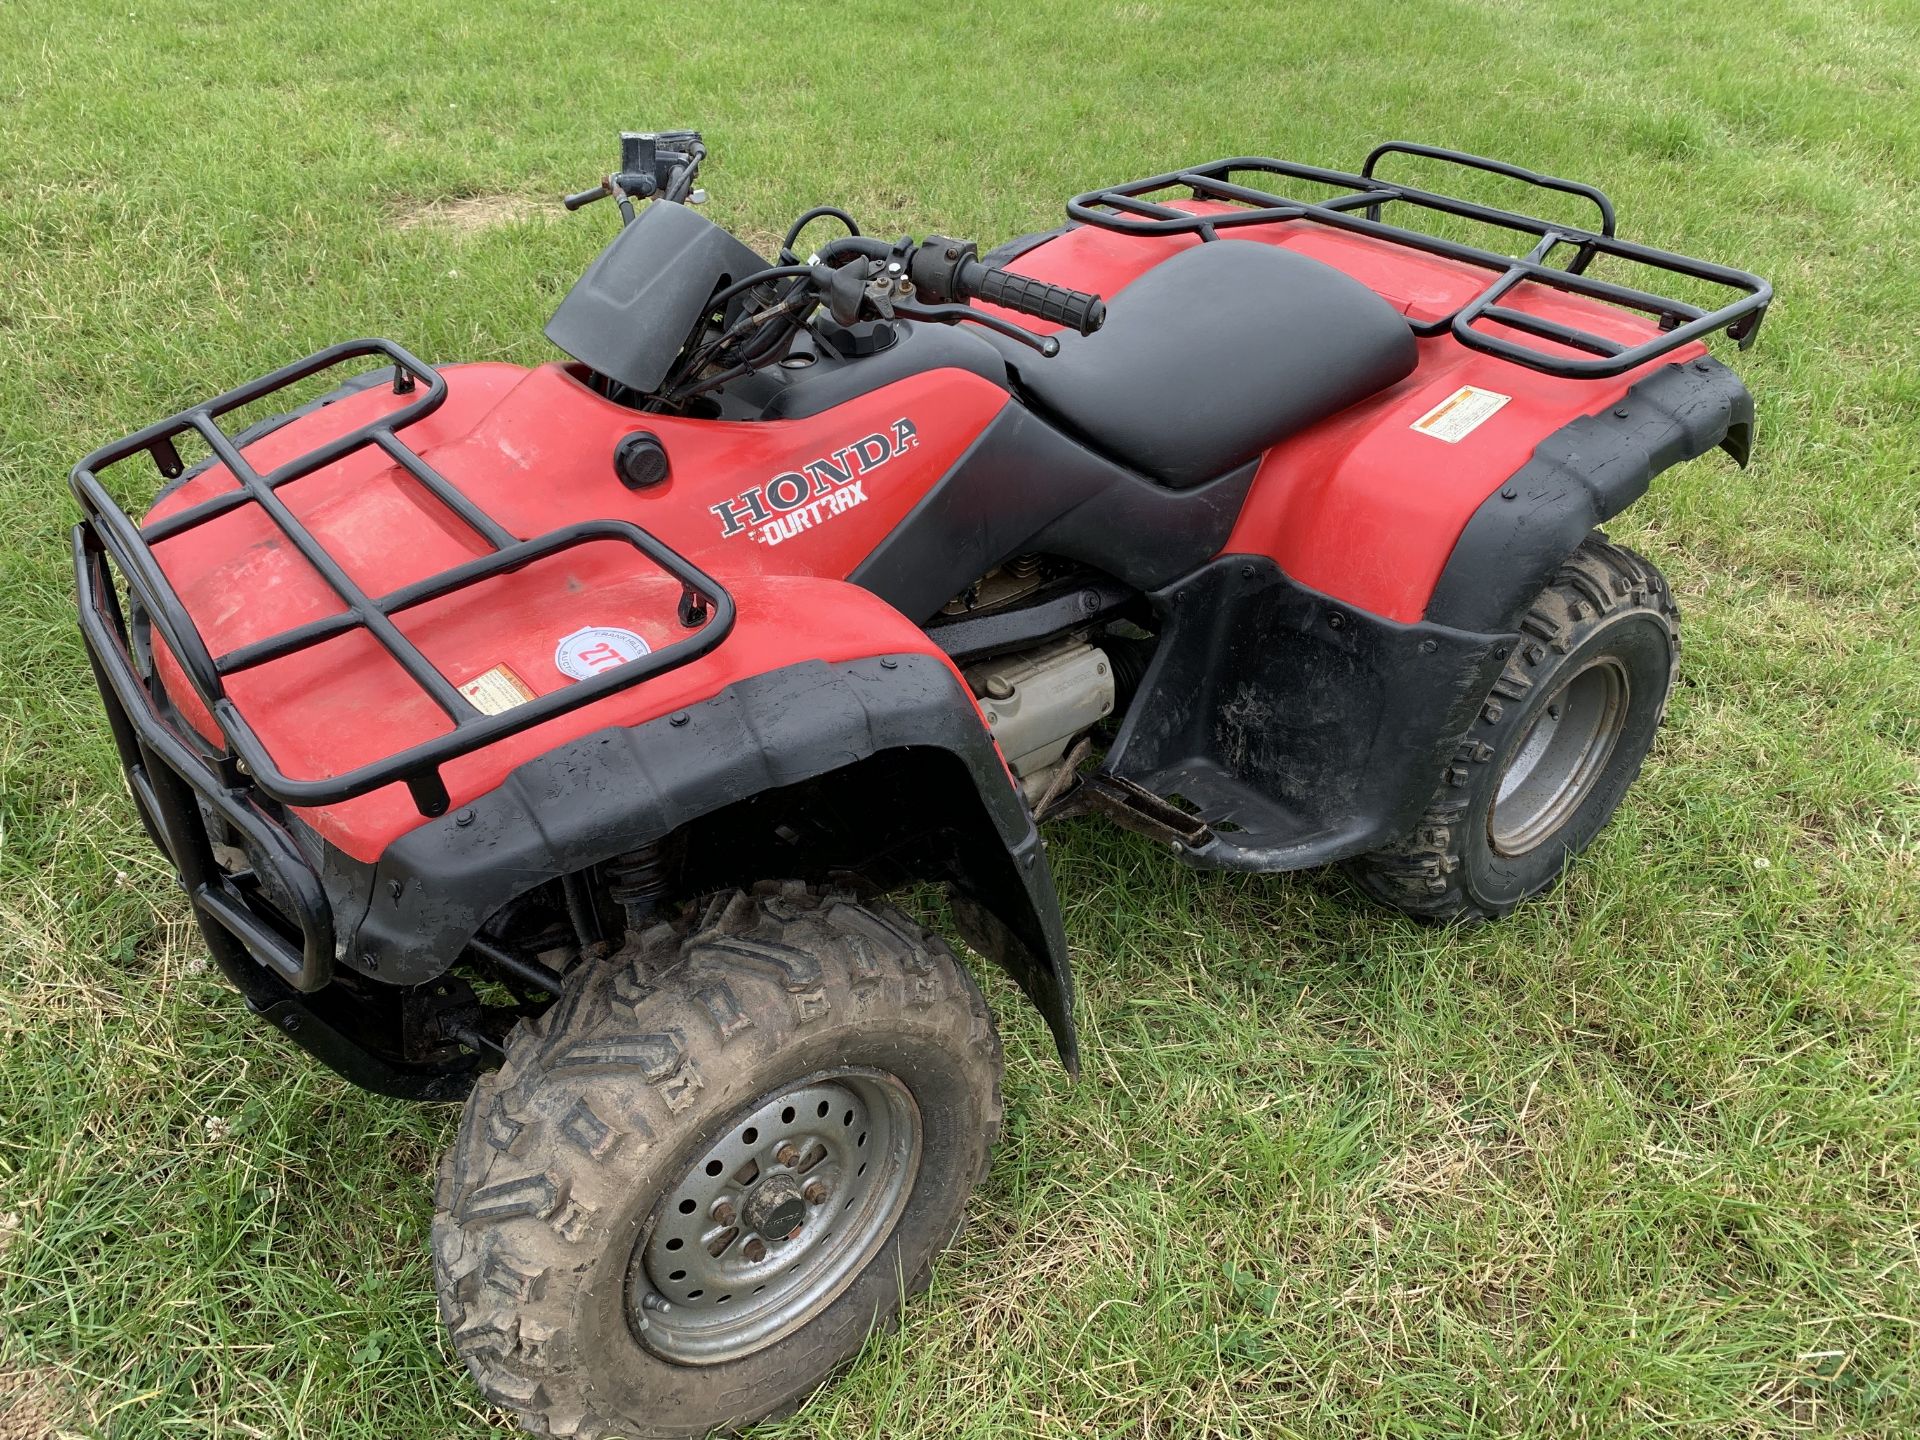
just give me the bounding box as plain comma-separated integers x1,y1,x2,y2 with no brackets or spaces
389,193,549,234
0,1368,71,1440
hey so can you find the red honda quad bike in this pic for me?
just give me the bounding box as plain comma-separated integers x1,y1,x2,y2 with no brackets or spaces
72,132,1768,1437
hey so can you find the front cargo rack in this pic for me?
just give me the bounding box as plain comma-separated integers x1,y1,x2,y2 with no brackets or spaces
73,338,735,822
1068,141,1772,379
74,339,733,995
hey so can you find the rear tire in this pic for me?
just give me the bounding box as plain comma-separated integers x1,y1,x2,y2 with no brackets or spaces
1347,536,1679,921
432,883,1003,1439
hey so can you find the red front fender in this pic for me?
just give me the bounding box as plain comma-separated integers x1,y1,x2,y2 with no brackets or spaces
260,574,998,864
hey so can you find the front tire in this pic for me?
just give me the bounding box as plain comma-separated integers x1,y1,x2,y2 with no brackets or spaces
1348,536,1680,921
433,884,1003,1439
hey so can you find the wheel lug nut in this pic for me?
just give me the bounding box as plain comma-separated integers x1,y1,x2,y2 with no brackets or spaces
775,1143,800,1168
712,1199,737,1226
743,1237,767,1262
803,1180,828,1206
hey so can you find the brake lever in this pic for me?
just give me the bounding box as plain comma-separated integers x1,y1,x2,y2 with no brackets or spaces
892,300,1062,357
562,171,650,225
562,182,611,211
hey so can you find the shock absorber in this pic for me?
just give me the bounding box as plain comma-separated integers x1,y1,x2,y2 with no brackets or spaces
1101,635,1157,711
604,840,676,932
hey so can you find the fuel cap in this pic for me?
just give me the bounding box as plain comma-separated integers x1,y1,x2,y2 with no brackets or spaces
614,430,670,490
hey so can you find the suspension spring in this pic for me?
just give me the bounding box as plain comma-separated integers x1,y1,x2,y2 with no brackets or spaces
604,840,675,930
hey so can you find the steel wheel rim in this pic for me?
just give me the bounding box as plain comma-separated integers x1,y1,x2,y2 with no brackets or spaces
627,1068,920,1365
1490,656,1631,855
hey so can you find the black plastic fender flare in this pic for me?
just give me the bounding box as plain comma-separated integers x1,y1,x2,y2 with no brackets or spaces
1425,357,1755,632
324,654,1079,1071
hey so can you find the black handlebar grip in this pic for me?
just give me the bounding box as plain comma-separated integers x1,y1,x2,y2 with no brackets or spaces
965,264,1106,335
563,185,609,211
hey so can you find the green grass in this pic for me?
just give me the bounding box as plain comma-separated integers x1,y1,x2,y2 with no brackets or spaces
2,0,1917,1435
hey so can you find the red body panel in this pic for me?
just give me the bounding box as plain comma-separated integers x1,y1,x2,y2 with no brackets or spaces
144,367,1007,860
146,204,1710,859
249,574,970,862
996,204,1707,622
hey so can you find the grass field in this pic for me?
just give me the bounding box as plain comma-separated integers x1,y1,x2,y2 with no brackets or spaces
3,0,1918,1435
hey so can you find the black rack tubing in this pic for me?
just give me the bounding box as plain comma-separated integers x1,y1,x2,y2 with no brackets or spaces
1181,167,1754,309
209,547,733,811
371,429,517,550
1359,141,1616,240
72,467,230,703
1066,155,1769,377
190,411,481,725
85,471,736,812
131,340,448,542
72,339,739,816
214,519,723,676
75,531,333,988
84,451,734,810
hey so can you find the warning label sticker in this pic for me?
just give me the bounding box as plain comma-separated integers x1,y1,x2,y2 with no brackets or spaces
460,663,538,715
1411,385,1512,443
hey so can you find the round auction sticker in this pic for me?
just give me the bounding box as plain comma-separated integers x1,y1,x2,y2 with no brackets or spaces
554,625,652,680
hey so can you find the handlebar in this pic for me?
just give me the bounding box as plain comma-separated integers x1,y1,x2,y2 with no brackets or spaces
564,133,1110,405
654,222,1111,405
908,237,1106,337
957,261,1106,335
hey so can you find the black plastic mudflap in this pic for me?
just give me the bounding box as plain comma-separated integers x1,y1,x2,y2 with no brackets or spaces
1102,556,1511,872
1424,358,1754,634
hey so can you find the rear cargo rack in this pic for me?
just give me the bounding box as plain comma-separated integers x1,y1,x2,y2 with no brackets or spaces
1068,142,1771,378
73,338,734,821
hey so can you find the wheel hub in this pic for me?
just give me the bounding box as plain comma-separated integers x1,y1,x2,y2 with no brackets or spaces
1490,655,1631,855
627,1069,920,1366
743,1177,807,1242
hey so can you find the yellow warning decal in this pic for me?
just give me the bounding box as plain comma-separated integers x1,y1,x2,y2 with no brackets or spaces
459,662,538,716
1411,385,1511,443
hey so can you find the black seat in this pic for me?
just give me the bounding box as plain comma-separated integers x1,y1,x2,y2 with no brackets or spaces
1008,239,1417,489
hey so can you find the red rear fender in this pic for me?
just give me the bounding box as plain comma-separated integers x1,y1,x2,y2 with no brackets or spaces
998,212,1729,625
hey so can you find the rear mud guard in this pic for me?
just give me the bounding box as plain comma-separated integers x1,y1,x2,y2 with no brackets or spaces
1425,357,1755,633
1100,359,1753,872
